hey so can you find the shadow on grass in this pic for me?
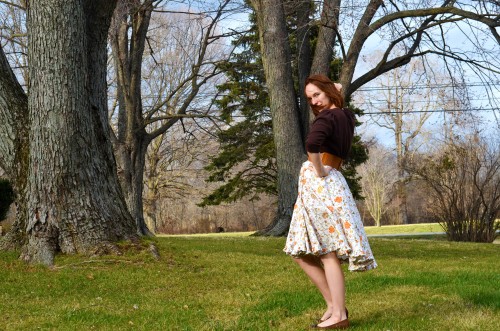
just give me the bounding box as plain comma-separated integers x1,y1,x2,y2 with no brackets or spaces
462,290,500,309
236,290,319,330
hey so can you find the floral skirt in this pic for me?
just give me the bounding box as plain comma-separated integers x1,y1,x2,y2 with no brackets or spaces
283,161,377,272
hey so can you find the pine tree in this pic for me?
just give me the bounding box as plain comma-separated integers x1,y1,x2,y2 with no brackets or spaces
201,5,367,207
200,15,276,205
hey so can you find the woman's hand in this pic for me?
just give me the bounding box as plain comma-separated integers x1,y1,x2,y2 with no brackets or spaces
309,163,331,178
323,165,332,177
316,165,332,178
307,152,332,178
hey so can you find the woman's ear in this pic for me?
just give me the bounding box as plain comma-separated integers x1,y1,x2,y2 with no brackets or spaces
334,83,342,91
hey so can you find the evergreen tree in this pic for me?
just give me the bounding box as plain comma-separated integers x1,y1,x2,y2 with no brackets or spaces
200,15,276,206
201,5,367,207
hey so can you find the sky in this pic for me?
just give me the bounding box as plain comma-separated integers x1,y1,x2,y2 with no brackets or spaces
347,7,500,149
218,1,500,151
352,46,500,149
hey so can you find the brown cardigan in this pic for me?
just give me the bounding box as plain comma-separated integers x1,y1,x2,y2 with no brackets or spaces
305,108,355,159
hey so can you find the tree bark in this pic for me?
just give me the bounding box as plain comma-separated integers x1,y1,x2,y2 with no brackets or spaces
110,0,154,236
0,44,29,250
393,98,408,225
339,0,383,95
310,0,341,76
7,0,138,265
251,0,305,236
143,134,164,234
295,0,312,137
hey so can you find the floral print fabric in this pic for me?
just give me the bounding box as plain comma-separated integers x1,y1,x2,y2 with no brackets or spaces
283,161,377,272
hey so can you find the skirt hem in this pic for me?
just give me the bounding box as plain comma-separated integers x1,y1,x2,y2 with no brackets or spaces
283,248,378,272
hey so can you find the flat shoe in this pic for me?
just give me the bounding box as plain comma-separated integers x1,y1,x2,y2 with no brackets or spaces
317,316,330,323
311,318,349,329
316,308,348,323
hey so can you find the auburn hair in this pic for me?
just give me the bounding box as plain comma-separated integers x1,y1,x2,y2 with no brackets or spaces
305,74,344,116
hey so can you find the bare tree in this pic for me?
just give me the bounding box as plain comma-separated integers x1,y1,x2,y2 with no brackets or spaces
108,0,240,234
147,118,277,234
357,144,397,227
0,0,27,86
143,124,201,233
407,133,499,242
357,57,464,224
0,1,28,248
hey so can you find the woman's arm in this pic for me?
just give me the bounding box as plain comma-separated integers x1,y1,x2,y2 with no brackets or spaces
307,152,330,178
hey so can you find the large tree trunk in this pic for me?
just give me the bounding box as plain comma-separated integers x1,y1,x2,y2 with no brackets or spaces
251,0,305,236
10,0,137,265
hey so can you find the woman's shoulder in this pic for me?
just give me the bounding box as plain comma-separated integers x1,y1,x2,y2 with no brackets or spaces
319,107,353,119
323,108,355,129
339,107,355,118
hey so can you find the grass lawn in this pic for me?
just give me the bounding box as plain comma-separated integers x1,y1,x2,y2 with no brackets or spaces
161,223,446,238
0,227,498,330
364,223,444,235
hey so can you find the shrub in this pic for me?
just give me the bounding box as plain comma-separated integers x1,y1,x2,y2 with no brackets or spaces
407,134,499,242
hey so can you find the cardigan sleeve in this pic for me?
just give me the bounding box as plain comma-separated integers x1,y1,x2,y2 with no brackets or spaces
305,115,334,153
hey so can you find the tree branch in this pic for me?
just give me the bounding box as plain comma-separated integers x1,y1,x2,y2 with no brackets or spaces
369,6,500,39
0,0,25,10
340,0,384,92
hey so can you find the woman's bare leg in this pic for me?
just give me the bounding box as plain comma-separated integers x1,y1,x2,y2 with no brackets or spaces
316,253,347,327
293,256,333,320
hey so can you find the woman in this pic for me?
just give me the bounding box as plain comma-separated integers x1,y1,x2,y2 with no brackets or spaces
283,74,377,329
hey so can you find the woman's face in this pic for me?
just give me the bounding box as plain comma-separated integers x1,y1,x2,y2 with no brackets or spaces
305,83,332,112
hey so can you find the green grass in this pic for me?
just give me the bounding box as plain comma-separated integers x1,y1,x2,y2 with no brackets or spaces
364,223,444,235
161,223,445,238
0,230,499,330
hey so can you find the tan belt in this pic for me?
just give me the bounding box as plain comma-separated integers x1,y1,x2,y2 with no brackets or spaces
308,152,343,170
